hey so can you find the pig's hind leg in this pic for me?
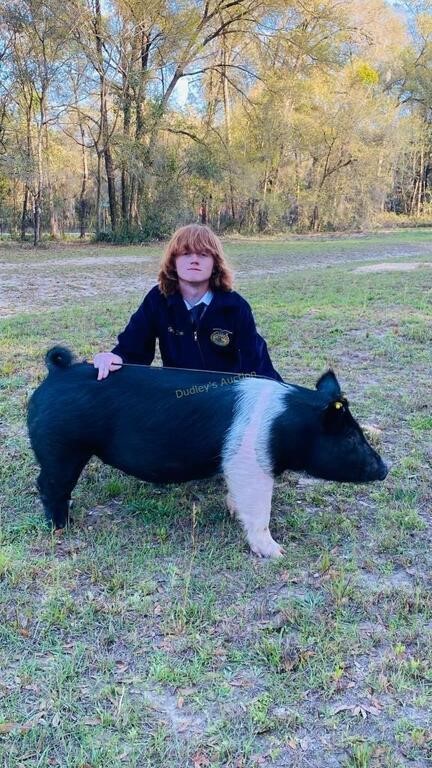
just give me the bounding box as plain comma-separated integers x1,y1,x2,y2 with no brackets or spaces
36,450,90,530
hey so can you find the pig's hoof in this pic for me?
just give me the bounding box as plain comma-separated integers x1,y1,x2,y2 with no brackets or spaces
51,516,73,532
250,536,284,559
226,493,236,518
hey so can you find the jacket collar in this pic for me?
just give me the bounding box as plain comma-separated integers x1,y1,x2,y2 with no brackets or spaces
183,289,214,309
166,289,236,310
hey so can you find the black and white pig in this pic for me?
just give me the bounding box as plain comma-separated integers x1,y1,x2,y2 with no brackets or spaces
27,347,388,558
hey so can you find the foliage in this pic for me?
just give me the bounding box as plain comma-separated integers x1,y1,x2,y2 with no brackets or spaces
0,0,431,239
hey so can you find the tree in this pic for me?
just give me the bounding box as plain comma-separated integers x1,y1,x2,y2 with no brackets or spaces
0,0,75,242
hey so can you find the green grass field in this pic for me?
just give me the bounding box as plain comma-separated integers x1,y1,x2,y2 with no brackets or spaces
1,232,431,767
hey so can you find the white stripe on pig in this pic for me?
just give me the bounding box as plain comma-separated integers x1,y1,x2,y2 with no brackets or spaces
222,378,290,557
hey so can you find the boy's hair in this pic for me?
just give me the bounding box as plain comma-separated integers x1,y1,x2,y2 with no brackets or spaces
158,224,233,296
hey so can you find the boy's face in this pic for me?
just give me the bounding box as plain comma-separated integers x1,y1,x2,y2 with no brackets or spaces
175,251,214,285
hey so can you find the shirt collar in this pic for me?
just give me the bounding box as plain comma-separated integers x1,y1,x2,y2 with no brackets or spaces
183,289,214,310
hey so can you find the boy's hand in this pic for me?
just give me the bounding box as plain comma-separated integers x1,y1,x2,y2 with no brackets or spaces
93,352,123,380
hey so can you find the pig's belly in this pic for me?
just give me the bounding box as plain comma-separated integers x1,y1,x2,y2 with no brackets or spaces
96,440,223,484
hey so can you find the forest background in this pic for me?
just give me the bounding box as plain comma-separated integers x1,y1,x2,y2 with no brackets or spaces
0,0,431,244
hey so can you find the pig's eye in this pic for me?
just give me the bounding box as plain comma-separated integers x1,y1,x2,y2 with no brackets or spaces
323,401,350,434
333,396,349,411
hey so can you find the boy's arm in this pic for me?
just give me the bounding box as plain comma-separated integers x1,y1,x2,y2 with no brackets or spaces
111,292,157,365
237,301,283,382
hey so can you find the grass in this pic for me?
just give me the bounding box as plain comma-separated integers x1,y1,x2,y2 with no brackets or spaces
0,231,431,767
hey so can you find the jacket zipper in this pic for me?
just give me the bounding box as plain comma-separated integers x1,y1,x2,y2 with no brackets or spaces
193,306,208,366
195,325,207,364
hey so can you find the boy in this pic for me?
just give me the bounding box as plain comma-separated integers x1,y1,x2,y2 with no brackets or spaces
94,224,282,382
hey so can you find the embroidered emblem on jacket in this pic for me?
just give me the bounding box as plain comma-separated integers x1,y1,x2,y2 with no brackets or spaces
210,329,232,347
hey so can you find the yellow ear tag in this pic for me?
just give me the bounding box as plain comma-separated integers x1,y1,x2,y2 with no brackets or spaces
334,401,343,410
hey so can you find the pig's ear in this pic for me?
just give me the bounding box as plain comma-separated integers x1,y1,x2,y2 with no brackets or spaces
315,370,341,399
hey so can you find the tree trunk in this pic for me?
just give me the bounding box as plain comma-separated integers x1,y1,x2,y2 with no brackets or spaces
94,0,117,233
199,199,207,224
262,164,269,201
221,28,235,221
34,117,44,245
417,144,424,216
11,180,18,236
132,29,150,228
121,168,129,228
410,178,418,216
34,191,41,245
21,185,29,241
121,39,134,229
44,126,59,238
96,150,103,236
129,176,137,226
22,95,33,241
46,174,59,239
79,123,88,238
105,147,117,232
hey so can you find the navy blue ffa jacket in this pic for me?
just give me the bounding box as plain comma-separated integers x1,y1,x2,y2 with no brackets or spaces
112,285,282,382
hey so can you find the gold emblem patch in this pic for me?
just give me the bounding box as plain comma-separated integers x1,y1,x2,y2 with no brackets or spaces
210,330,231,347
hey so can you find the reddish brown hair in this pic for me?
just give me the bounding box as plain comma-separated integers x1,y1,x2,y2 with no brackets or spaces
158,224,233,296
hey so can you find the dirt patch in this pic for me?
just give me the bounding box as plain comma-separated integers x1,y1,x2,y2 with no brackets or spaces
141,687,207,738
0,255,152,271
1,238,432,317
0,271,154,316
354,261,432,273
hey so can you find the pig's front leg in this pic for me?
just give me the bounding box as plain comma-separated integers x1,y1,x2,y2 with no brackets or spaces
222,380,285,557
225,472,283,558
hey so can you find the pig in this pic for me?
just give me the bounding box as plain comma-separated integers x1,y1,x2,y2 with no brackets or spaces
27,347,388,558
